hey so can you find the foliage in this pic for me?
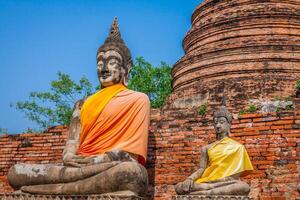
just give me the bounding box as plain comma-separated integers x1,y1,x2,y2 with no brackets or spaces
12,72,95,129
198,103,207,116
0,127,8,134
248,104,257,113
275,106,281,113
128,57,172,108
239,104,257,116
238,109,246,116
275,104,293,113
285,104,293,111
24,127,41,133
296,80,300,92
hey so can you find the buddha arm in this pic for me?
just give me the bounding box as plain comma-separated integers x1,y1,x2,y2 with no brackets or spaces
187,146,208,181
62,99,84,161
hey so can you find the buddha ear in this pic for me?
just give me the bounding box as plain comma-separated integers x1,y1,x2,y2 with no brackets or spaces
122,75,128,86
121,74,128,87
127,63,132,74
126,57,133,74
120,67,128,86
121,60,132,86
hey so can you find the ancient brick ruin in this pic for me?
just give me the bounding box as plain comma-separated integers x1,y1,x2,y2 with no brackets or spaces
1,0,300,199
168,0,300,110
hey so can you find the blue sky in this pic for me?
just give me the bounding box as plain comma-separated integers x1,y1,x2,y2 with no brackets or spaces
0,0,201,133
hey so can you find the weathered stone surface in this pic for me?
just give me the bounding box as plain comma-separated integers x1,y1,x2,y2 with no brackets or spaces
168,0,300,110
172,195,250,200
0,193,145,200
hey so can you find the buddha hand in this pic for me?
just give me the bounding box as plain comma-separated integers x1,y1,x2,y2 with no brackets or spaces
63,153,86,167
175,178,193,194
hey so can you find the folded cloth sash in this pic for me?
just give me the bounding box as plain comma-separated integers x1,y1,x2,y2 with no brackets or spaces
196,137,253,183
78,83,150,165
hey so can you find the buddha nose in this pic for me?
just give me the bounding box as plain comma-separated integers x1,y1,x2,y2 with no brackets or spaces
101,63,109,72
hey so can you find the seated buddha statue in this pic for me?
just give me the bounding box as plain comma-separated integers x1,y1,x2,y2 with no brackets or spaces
175,106,253,196
7,18,150,197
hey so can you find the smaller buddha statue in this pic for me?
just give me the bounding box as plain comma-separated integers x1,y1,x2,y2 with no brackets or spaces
175,106,253,196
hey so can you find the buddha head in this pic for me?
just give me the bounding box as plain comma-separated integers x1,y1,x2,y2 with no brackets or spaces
213,106,232,138
96,17,133,88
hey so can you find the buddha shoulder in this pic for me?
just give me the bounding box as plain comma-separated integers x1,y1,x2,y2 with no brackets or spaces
124,90,150,104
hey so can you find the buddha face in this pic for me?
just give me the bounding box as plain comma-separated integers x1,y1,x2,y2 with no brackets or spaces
97,50,125,87
213,116,230,136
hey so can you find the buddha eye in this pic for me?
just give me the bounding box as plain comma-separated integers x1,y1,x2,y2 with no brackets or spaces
220,120,226,124
97,61,104,68
109,59,118,65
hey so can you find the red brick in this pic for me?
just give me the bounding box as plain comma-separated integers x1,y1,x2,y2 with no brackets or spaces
240,119,252,123
266,120,294,125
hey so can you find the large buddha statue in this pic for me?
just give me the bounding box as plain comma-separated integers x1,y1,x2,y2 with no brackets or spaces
175,107,253,196
7,18,150,197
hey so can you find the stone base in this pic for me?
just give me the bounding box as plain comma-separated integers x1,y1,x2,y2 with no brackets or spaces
172,195,250,200
0,194,145,200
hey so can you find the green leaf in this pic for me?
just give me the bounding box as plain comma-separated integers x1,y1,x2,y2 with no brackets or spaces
128,57,172,108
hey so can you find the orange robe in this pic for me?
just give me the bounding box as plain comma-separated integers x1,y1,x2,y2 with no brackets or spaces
78,85,150,165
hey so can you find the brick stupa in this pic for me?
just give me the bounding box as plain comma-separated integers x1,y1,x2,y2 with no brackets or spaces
168,0,300,110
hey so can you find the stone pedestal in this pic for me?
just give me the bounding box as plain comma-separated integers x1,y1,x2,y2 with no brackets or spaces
172,195,250,200
0,194,145,200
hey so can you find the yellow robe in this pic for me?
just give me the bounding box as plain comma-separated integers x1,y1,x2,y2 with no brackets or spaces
78,84,150,165
196,137,253,183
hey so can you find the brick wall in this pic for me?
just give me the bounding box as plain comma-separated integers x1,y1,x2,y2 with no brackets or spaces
0,126,67,194
1,108,300,199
